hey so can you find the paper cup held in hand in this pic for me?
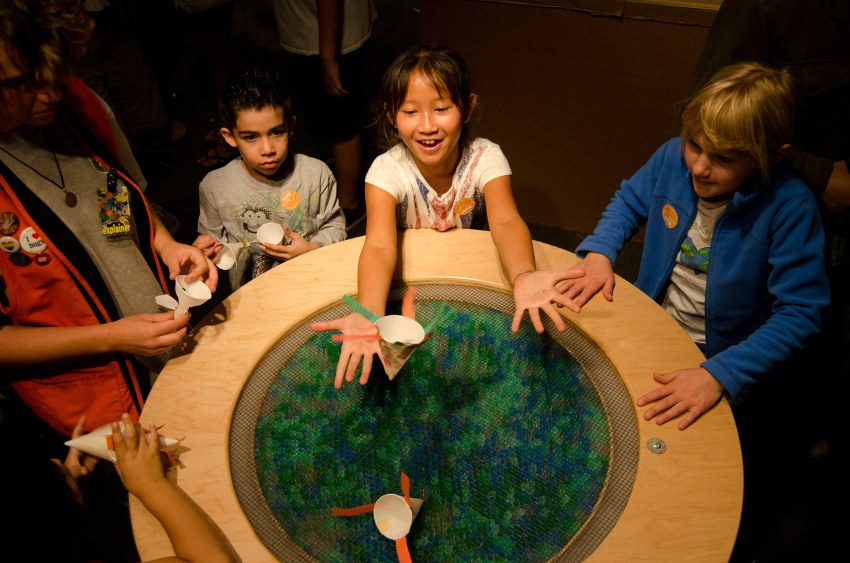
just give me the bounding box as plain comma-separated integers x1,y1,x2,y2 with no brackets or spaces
256,222,284,245
375,315,426,380
64,422,179,463
373,493,423,540
174,274,211,318
214,242,242,270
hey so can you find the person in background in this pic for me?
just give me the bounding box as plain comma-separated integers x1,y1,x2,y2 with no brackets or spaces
272,0,376,228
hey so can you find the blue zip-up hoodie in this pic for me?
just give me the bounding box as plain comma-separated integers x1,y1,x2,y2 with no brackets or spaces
576,138,829,403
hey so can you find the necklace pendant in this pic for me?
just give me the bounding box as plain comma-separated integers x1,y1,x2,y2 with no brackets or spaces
64,191,78,208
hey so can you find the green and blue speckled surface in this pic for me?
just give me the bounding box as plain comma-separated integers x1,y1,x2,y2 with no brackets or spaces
254,300,610,561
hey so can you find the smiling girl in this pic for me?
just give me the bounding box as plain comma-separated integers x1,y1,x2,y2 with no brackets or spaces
312,44,583,388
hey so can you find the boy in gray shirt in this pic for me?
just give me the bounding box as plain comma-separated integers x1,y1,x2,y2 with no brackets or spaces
194,67,346,289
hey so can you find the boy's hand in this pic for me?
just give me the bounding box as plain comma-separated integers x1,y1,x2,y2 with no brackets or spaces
192,234,218,258
557,252,615,307
112,413,166,496
512,269,583,333
310,313,380,389
260,227,319,261
64,415,99,479
636,367,724,430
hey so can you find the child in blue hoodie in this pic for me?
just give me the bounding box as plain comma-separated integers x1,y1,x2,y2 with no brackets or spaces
563,62,829,430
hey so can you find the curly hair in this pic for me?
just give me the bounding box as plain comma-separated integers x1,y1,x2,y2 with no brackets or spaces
0,0,93,89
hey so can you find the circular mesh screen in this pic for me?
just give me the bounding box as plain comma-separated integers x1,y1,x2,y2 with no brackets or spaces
230,283,638,561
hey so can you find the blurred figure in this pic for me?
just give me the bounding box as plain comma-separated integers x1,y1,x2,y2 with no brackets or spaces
272,0,376,228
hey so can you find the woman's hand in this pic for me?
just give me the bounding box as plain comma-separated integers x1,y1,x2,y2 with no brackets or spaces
512,269,584,333
159,238,218,292
105,312,191,356
311,313,380,389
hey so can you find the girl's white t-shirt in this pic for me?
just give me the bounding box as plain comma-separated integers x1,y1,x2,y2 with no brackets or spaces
365,138,512,231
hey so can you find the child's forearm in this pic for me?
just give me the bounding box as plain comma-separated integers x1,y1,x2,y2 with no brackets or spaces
135,479,240,563
356,243,395,317
490,215,537,282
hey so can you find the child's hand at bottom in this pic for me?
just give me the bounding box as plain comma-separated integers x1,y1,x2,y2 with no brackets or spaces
64,415,99,480
636,367,724,430
310,313,380,389
112,413,166,498
512,269,583,333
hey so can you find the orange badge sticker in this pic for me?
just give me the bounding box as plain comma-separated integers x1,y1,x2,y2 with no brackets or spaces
453,197,475,216
280,189,300,210
661,204,678,229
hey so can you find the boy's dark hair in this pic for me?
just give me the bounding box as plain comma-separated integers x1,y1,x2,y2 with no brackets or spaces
218,66,293,130
377,44,477,150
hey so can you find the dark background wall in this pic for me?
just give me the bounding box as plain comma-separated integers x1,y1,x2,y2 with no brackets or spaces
420,0,711,237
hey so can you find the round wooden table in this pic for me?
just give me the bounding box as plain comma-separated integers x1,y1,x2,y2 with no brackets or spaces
131,228,742,561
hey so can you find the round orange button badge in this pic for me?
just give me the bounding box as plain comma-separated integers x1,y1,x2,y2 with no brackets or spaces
280,189,300,210
661,204,678,229
453,197,475,216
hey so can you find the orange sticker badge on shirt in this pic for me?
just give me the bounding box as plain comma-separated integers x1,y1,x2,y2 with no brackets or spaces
453,197,475,216
280,189,300,210
661,204,678,229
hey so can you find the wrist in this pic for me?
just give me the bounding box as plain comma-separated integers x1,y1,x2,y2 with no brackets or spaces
512,269,535,285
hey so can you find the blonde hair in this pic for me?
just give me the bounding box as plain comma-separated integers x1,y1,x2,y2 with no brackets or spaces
682,62,796,177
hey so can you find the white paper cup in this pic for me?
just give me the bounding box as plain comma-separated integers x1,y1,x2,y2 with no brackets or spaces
373,494,423,540
375,315,426,379
256,222,284,246
214,242,242,270
375,315,425,345
174,274,211,318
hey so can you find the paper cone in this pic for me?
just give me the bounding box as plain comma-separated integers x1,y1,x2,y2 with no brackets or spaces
372,493,423,540
64,422,178,463
375,315,426,380
174,275,211,318
214,242,242,270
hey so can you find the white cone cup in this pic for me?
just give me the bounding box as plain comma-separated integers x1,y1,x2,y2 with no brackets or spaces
256,222,284,245
64,422,179,463
375,315,426,380
174,275,211,318
373,494,423,540
214,242,242,270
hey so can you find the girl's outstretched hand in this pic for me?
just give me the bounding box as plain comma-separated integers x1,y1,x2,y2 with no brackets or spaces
512,269,584,333
311,313,380,389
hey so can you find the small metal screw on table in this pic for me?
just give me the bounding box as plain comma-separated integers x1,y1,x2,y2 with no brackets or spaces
646,438,667,454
